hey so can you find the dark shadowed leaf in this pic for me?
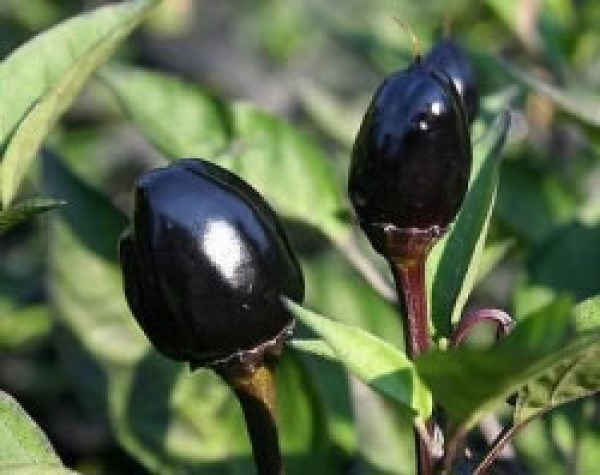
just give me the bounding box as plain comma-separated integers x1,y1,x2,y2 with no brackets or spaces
514,297,600,424
416,298,581,429
530,222,600,301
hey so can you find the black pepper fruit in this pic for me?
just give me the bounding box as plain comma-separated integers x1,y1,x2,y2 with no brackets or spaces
348,57,472,258
119,158,303,475
423,39,479,123
119,158,304,370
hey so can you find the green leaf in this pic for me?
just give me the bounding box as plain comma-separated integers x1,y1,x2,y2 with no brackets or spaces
0,198,64,234
573,296,600,332
513,402,600,475
100,66,347,240
427,111,511,337
43,152,341,474
108,356,251,475
416,298,576,429
501,60,600,128
0,302,52,349
100,65,230,159
514,297,600,424
287,300,432,420
0,391,78,474
496,161,579,246
291,339,337,360
223,102,346,238
530,222,600,301
0,0,158,207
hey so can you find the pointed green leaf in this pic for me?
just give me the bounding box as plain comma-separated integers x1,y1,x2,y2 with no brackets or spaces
514,297,600,424
100,66,347,240
0,0,158,207
300,247,405,457
0,391,79,474
100,65,230,159
291,339,337,360
427,111,511,337
496,161,579,246
0,198,64,234
287,300,432,420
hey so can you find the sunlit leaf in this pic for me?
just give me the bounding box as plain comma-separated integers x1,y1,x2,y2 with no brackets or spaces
0,0,158,207
287,300,432,420
0,391,79,475
100,66,347,241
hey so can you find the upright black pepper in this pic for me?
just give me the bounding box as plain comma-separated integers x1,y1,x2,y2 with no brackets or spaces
349,58,472,257
349,51,473,475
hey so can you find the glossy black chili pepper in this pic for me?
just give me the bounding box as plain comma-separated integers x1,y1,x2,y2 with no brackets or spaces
423,39,479,123
119,158,304,370
348,58,472,256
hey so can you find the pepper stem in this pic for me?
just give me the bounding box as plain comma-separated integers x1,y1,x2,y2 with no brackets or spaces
391,257,434,475
220,364,284,475
391,257,430,358
384,225,445,475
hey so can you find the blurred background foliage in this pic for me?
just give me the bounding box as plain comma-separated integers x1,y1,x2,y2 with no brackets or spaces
0,0,599,474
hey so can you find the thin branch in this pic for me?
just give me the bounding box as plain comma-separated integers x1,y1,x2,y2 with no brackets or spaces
474,424,521,475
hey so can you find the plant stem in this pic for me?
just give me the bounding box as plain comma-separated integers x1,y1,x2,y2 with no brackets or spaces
391,257,433,475
384,226,444,475
391,257,430,358
473,424,520,475
221,364,284,475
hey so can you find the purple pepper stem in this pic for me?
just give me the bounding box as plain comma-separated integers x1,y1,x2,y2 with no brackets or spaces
385,225,446,475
